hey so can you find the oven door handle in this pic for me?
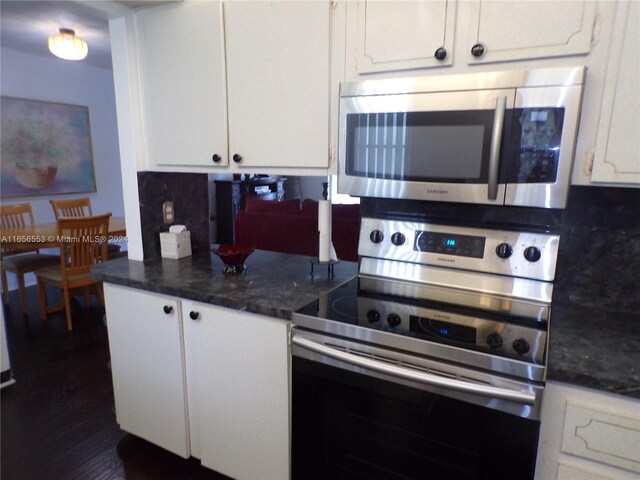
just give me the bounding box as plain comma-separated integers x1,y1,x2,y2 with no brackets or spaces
292,336,536,405
488,95,507,201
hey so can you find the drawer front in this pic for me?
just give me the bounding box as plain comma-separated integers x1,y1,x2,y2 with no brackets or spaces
562,403,640,473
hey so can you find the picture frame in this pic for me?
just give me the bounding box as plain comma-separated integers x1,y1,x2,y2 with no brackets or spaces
0,96,97,199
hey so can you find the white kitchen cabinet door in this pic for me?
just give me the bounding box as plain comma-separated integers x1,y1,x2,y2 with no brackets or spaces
224,0,330,169
104,284,189,458
183,301,290,480
347,0,455,76
591,0,640,185
535,381,640,480
466,1,596,64
136,1,228,168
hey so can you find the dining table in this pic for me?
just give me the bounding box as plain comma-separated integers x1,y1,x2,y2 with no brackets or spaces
0,216,127,250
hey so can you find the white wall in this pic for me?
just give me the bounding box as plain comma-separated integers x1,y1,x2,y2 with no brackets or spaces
1,47,124,289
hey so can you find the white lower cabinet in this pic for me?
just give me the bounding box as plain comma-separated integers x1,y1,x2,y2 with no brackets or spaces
105,284,290,479
183,301,290,480
104,284,190,458
535,381,640,480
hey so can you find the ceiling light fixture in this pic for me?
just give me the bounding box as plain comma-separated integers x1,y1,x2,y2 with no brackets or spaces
48,28,88,61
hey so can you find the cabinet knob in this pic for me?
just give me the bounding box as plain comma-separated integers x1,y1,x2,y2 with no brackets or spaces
212,154,221,163
434,47,447,60
232,154,242,163
163,305,173,314
471,43,485,57
189,311,200,320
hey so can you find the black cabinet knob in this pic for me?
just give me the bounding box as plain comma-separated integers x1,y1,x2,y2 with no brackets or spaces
524,246,541,263
163,305,173,314
212,154,221,163
370,230,384,244
495,243,513,259
434,47,447,60
471,43,485,57
189,311,200,320
232,154,242,163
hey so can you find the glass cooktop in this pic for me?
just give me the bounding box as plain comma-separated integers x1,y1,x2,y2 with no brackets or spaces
294,277,547,365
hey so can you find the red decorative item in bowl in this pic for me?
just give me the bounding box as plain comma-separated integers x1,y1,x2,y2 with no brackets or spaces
212,244,256,273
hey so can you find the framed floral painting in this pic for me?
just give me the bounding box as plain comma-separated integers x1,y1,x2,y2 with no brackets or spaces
0,96,97,199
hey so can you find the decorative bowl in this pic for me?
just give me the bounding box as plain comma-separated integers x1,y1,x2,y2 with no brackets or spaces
211,244,255,273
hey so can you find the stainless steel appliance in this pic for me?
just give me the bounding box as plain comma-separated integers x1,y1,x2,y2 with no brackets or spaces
338,67,585,209
291,217,559,479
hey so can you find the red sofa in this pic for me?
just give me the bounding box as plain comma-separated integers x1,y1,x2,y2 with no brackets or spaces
235,198,360,261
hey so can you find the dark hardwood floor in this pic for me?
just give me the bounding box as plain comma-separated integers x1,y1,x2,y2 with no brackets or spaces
1,285,230,480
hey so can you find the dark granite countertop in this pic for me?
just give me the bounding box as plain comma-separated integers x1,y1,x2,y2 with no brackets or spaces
92,250,639,400
547,302,640,399
92,250,358,320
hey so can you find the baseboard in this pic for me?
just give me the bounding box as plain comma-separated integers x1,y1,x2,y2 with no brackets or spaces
1,368,15,388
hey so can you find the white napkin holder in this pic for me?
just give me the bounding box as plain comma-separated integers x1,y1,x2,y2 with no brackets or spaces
160,226,191,259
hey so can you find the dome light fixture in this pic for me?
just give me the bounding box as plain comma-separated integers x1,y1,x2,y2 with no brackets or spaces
48,28,88,61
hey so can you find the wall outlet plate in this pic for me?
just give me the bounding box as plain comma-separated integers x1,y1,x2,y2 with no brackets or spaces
163,200,174,224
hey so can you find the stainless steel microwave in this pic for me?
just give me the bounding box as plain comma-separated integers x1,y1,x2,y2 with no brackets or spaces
338,67,585,209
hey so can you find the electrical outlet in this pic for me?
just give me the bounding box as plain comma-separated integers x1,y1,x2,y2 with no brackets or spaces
162,200,174,225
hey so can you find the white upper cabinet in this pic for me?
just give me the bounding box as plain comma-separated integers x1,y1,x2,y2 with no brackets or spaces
224,0,331,169
591,0,640,184
135,0,331,172
136,1,228,168
346,0,456,75
465,1,596,64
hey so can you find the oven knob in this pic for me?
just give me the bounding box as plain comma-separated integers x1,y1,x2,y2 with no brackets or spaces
370,230,384,244
387,313,401,328
513,338,530,355
524,246,542,262
495,242,513,259
486,333,503,349
391,232,406,246
366,309,381,324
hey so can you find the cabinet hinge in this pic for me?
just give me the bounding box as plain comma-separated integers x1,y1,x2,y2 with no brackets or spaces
287,325,293,346
591,14,602,49
584,147,595,178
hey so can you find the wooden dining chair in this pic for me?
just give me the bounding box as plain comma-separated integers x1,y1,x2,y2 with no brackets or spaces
35,213,112,331
1,203,60,315
50,198,125,258
49,197,93,219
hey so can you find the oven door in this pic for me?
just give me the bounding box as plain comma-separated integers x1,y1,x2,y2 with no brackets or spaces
291,329,542,480
338,89,515,205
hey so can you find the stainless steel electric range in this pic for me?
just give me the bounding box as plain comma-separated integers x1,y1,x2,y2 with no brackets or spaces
291,217,559,480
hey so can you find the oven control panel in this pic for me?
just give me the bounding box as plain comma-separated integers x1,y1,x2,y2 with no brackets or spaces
357,296,547,365
358,218,560,281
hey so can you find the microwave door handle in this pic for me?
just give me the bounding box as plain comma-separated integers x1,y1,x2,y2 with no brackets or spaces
488,95,507,200
292,336,536,405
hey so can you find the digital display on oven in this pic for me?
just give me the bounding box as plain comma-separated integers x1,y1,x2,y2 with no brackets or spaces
414,231,485,258
410,316,477,344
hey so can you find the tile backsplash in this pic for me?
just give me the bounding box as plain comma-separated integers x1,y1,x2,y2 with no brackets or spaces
137,172,209,259
136,174,639,313
554,186,640,312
